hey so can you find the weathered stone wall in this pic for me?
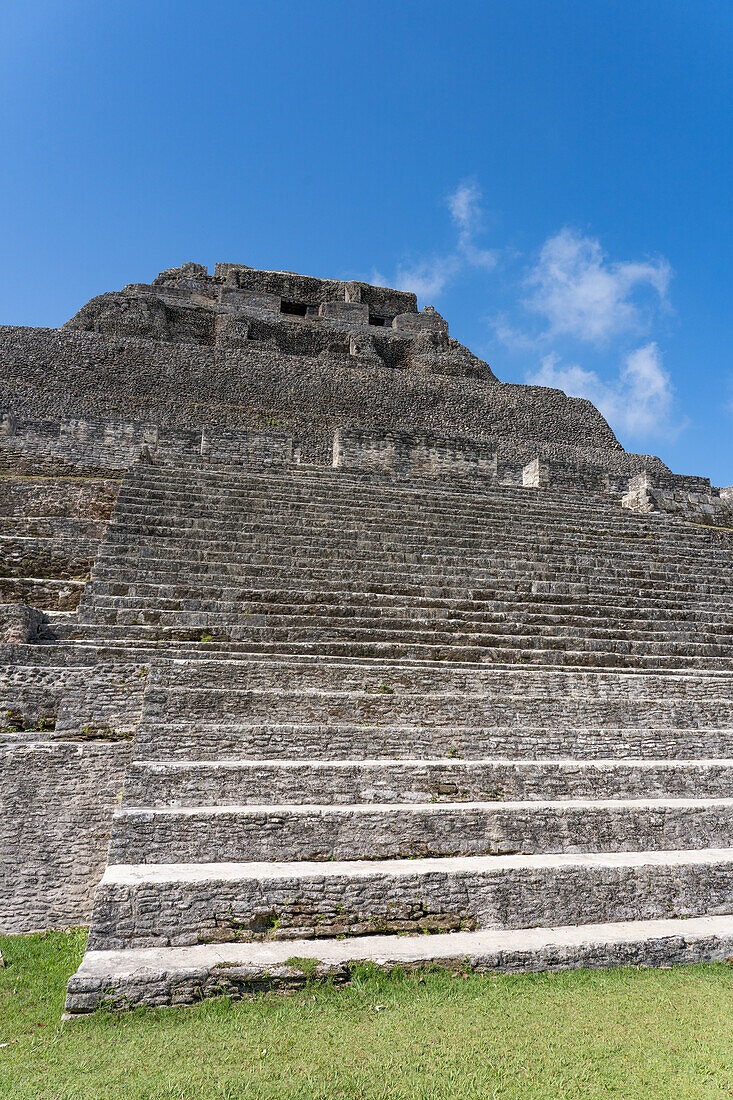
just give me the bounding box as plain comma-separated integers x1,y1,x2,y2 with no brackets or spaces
0,535,99,581
623,473,733,526
0,658,147,738
0,464,120,609
0,324,630,466
0,604,45,645
0,662,69,730
1,413,292,472
0,741,131,932
334,428,499,480
0,649,145,932
334,427,676,490
86,855,733,951
0,474,118,517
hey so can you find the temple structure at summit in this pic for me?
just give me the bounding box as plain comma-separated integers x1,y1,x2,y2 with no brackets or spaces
1,261,732,1012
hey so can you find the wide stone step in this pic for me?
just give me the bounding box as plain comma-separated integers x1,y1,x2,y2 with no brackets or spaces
106,505,707,546
82,581,733,629
115,476,628,515
113,488,635,518
123,758,733,806
124,459,694,491
90,530,733,576
96,553,733,598
87,557,733,603
119,460,688,497
106,476,669,516
111,493,727,549
84,580,733,624
104,464,699,493
83,587,733,625
85,849,733,950
124,470,706,523
63,630,733,669
112,474,693,528
97,545,733,592
113,511,719,557
98,530,733,582
64,914,733,1013
142,657,733,697
146,680,731,723
83,585,733,626
109,798,733,864
55,626,733,673
104,512,732,565
85,601,733,647
73,616,733,658
134,723,733,762
117,471,617,501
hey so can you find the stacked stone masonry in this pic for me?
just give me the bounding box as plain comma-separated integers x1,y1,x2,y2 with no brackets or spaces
0,262,732,1013
623,473,733,527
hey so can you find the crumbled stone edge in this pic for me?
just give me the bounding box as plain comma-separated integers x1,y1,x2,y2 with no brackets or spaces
64,929,733,1014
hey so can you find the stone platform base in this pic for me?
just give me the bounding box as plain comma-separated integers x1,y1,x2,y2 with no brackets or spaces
65,914,733,1015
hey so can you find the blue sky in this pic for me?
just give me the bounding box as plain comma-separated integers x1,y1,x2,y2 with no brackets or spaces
1,0,731,484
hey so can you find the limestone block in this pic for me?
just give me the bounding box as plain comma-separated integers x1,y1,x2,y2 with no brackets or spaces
318,301,369,326
152,262,209,286
63,292,172,341
392,305,449,336
523,458,549,489
348,332,383,365
343,282,363,303
0,742,131,933
219,288,280,318
0,603,45,644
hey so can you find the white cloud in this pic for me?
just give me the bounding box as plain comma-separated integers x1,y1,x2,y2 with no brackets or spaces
491,315,541,352
372,180,497,302
447,181,497,271
527,342,681,441
393,256,461,299
447,180,482,233
368,269,389,288
525,228,672,344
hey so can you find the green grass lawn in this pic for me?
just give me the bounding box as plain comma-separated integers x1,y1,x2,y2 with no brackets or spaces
2,930,733,1099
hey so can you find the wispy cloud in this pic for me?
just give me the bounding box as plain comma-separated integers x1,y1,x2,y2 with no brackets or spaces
393,256,462,299
372,186,685,446
527,342,682,441
447,181,497,271
374,180,498,301
490,315,542,352
524,228,672,344
726,378,733,417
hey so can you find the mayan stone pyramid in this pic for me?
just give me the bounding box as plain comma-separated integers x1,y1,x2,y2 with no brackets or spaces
1,261,732,1013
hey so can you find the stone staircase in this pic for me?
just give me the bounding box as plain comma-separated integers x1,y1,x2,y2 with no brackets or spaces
65,462,733,1012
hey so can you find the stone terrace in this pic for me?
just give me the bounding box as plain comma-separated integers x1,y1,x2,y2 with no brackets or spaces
63,458,733,1012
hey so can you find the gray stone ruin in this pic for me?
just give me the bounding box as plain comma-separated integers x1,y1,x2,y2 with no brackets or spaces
0,260,732,1014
